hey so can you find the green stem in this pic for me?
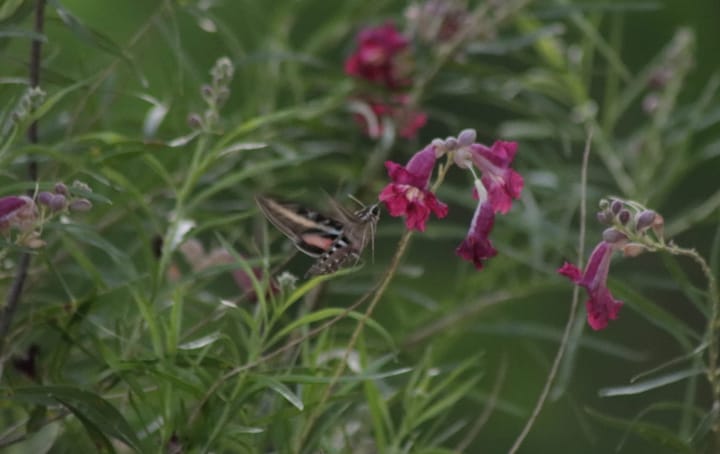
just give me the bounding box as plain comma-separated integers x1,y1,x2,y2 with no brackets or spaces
664,244,720,436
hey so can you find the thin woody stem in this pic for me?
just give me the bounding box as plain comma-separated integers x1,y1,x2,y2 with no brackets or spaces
0,0,46,355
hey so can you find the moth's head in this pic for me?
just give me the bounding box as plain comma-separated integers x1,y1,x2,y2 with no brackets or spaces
358,203,380,222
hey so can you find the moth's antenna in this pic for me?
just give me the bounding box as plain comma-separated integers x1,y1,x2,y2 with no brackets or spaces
347,194,366,208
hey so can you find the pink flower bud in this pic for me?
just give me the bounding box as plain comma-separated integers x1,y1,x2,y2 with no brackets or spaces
622,243,646,257
457,129,477,147
635,210,657,231
37,191,53,207
602,228,627,244
49,194,67,212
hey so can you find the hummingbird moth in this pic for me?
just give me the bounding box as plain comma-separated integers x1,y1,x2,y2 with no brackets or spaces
255,195,380,277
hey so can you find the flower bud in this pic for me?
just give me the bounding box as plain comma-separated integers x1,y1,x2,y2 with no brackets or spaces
457,129,477,147
187,113,203,129
37,191,53,207
444,137,458,150
72,180,92,193
69,198,92,212
652,213,665,239
49,194,67,212
201,84,214,102
622,243,646,257
635,210,657,231
598,199,610,210
23,232,46,249
596,210,612,225
431,138,446,156
54,182,68,195
610,200,623,214
453,148,472,169
603,228,628,244
618,209,630,225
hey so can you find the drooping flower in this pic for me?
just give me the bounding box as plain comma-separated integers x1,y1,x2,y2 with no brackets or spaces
353,95,427,139
449,132,522,270
379,144,448,231
0,196,36,233
178,239,278,302
558,241,624,330
345,23,411,89
455,200,497,269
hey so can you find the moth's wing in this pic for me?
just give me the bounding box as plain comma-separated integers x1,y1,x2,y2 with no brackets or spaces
325,195,361,223
255,195,305,241
255,195,344,258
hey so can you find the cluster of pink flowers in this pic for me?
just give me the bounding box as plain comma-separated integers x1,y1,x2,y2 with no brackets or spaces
379,129,523,270
345,23,426,139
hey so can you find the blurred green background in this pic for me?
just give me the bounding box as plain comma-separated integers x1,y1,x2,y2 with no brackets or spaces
2,0,720,452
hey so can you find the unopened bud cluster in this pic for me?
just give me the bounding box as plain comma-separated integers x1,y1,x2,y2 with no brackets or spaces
596,197,665,257
188,57,235,131
37,181,93,214
5,87,46,130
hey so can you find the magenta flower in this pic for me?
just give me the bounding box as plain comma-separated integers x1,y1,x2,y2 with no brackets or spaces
468,141,523,214
345,23,410,89
558,241,624,330
0,196,36,233
379,144,448,231
456,200,497,269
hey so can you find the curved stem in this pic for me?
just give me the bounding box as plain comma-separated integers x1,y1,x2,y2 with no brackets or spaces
665,244,720,440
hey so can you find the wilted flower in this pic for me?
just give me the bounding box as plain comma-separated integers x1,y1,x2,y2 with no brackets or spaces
379,144,448,231
345,23,411,89
558,241,623,330
447,132,522,270
0,196,36,233
353,95,427,139
178,239,278,302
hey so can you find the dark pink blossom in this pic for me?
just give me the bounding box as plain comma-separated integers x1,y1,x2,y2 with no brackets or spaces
345,23,410,89
558,241,624,330
379,144,448,231
354,96,427,139
469,141,523,214
456,201,497,269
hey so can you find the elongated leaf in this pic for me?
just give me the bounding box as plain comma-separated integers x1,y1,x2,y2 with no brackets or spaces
585,407,695,454
268,308,395,350
253,376,304,411
599,368,704,397
5,386,143,452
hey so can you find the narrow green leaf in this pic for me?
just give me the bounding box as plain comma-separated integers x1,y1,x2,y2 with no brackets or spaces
599,368,704,397
5,386,143,452
585,407,695,454
253,376,304,411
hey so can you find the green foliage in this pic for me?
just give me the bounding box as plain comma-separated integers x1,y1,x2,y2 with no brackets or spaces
1,0,719,453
